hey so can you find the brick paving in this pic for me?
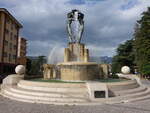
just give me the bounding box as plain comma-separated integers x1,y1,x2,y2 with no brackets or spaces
0,96,150,113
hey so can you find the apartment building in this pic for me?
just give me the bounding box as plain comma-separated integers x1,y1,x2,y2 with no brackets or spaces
18,37,27,57
0,8,22,74
17,37,27,65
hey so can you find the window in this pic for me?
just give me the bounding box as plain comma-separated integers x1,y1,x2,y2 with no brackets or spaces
9,43,12,50
10,32,13,40
4,40,8,46
5,28,9,34
14,35,17,39
13,45,17,50
13,55,16,59
9,54,11,62
6,18,10,24
21,45,24,49
15,25,18,30
4,52,7,57
11,22,13,30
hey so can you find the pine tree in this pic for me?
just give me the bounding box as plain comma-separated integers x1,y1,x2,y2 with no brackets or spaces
134,7,150,76
112,40,135,74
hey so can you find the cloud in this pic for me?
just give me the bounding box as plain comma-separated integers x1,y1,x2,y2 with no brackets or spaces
87,44,115,57
0,0,150,57
121,0,139,10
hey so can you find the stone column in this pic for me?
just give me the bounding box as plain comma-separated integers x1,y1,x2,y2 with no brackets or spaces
64,48,70,62
43,64,48,79
69,43,73,51
80,44,85,61
47,67,51,79
84,49,89,62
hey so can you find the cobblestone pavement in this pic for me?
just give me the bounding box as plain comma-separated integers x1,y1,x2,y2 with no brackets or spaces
0,96,150,113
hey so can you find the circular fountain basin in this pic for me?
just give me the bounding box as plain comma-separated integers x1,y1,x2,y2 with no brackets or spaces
58,62,99,81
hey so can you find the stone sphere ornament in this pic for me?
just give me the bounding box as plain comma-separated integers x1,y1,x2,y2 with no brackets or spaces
15,65,25,75
121,66,130,74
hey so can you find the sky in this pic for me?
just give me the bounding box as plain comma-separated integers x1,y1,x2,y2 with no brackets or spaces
0,0,150,57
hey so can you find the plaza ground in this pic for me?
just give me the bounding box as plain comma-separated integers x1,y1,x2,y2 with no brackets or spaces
0,79,149,113
1,69,145,112
0,95,150,113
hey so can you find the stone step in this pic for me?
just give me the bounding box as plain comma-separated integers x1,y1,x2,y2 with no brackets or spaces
127,93,150,102
106,90,150,104
9,86,88,98
2,92,90,105
114,86,147,96
2,85,150,105
3,89,150,105
2,88,88,103
108,82,139,91
18,80,86,88
18,83,87,93
109,88,150,102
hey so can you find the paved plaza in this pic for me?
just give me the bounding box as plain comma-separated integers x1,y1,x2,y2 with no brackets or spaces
0,79,149,113
0,95,150,113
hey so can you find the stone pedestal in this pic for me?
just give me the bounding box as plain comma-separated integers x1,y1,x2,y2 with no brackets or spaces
64,43,89,62
43,64,55,79
98,64,110,79
59,42,100,81
58,62,99,81
86,82,108,100
2,74,24,85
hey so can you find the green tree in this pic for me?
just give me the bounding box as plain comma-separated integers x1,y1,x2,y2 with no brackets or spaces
112,40,135,74
26,58,31,74
37,56,47,73
134,7,150,76
28,56,46,76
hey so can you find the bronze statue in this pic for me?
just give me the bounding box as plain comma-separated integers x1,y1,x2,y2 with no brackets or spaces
67,9,84,43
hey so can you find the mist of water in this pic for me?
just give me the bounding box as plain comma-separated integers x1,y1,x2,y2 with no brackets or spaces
47,45,64,64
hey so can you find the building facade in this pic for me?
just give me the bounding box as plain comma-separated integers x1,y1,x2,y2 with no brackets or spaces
18,37,27,57
17,37,27,65
0,8,22,74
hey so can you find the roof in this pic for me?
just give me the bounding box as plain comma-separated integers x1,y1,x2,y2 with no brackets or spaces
0,8,23,28
19,36,27,41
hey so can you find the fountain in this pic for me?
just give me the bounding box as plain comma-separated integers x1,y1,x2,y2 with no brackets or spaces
44,9,100,81
2,9,149,105
58,42,100,81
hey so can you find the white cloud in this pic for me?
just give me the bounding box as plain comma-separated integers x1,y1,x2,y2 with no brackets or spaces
1,0,150,57
118,0,150,20
28,40,65,56
87,44,116,57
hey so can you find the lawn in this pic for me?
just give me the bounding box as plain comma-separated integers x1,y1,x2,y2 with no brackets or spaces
28,78,127,83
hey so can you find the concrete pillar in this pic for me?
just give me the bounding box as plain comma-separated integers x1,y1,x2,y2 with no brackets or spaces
52,68,56,79
103,65,109,79
69,43,73,52
84,49,89,62
64,48,70,62
80,44,85,61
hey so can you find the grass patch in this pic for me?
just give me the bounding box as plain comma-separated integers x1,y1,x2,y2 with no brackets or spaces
98,78,127,82
28,78,127,83
28,78,85,83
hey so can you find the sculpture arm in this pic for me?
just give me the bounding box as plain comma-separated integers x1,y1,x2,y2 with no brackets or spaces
78,20,84,43
67,20,73,42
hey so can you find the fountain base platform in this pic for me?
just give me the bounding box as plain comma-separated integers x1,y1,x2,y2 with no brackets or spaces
58,62,99,81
